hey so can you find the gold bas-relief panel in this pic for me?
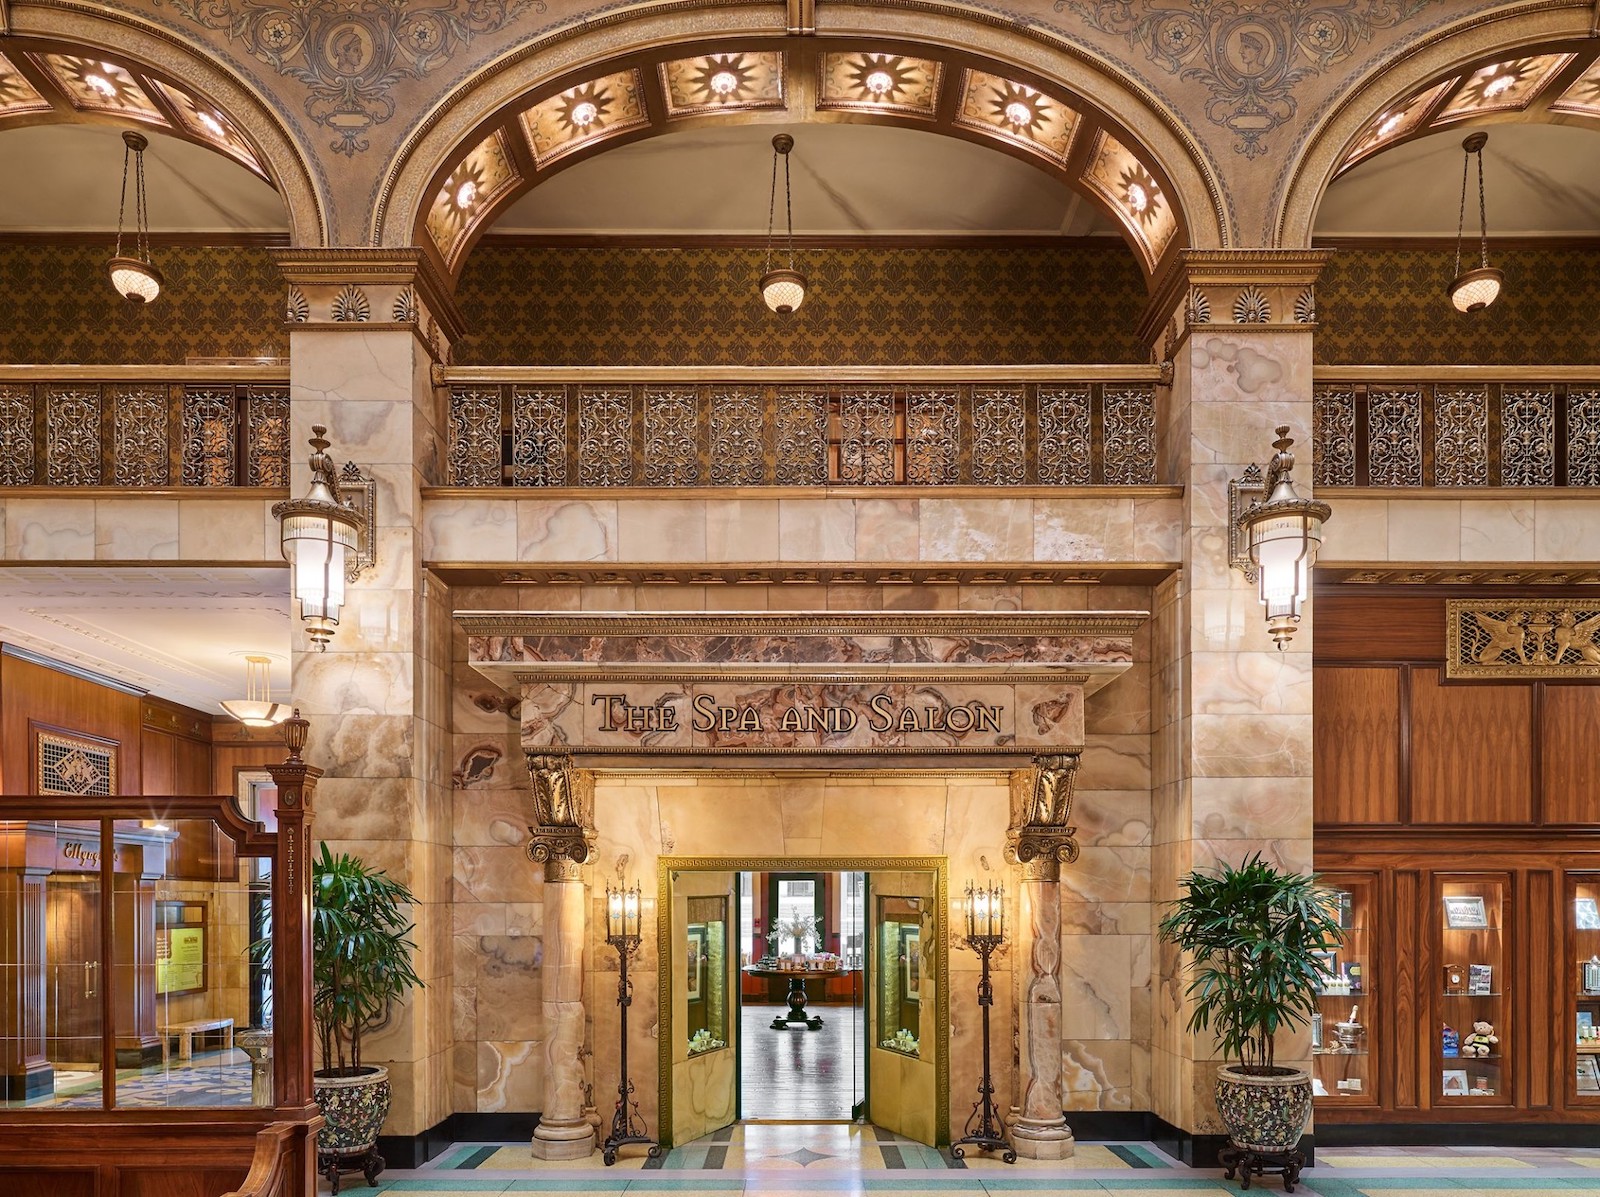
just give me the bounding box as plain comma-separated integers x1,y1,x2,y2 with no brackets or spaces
151,80,265,175
1446,599,1600,679
659,51,785,116
427,127,521,268
520,68,648,167
35,54,162,122
817,51,941,118
1081,129,1177,268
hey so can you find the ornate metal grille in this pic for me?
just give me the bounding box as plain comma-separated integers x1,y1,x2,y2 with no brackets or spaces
1570,391,1600,488
447,379,1160,487
37,730,116,796
709,390,765,486
1365,388,1423,487
181,389,237,487
45,388,101,486
971,388,1026,486
112,387,170,487
1100,387,1157,485
511,388,567,487
643,389,701,487
579,389,633,487
449,388,504,488
905,389,958,485
775,389,828,485
245,388,290,487
1037,387,1092,486
1500,389,1555,487
0,387,35,486
836,390,896,485
1433,388,1489,487
1312,387,1356,487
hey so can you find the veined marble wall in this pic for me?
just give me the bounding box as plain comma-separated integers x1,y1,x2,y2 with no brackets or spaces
448,581,1154,1129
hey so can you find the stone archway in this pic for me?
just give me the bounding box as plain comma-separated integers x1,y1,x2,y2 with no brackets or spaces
461,608,1143,1159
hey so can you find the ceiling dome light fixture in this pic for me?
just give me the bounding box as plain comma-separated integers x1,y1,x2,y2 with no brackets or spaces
571,100,599,128
760,133,807,314
108,129,164,304
865,69,894,96
1448,130,1503,314
220,654,291,728
710,69,739,96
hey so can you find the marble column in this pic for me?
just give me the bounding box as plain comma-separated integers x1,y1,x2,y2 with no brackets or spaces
1006,753,1081,1159
1144,251,1326,1136
275,250,465,1140
527,753,597,1160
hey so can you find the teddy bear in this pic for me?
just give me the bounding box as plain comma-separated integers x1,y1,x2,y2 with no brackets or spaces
1461,1021,1499,1057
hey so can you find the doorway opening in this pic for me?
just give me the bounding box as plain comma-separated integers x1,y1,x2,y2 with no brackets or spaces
659,856,948,1149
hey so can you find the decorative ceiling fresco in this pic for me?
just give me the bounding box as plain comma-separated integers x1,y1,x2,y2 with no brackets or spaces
660,51,785,117
419,43,1183,276
0,41,268,179
1336,41,1600,177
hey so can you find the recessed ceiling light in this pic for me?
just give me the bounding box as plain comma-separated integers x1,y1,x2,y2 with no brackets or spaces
1484,73,1515,98
455,179,478,210
1003,100,1032,127
86,74,116,97
709,69,739,96
865,70,894,96
571,100,599,127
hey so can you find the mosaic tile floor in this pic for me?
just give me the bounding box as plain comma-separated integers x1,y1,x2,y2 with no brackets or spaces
340,1129,1600,1197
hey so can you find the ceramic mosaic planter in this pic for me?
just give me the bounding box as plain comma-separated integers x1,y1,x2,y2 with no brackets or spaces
314,1066,391,1157
1214,1065,1313,1154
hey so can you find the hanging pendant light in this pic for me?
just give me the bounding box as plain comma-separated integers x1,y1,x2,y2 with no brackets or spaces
759,133,807,314
108,130,164,304
220,655,291,727
1447,131,1502,314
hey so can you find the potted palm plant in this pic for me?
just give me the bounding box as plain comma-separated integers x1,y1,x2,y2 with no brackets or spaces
312,843,424,1191
1157,853,1342,1172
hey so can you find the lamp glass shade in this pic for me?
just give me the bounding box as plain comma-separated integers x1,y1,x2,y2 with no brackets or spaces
761,268,807,314
1248,509,1324,625
281,511,357,622
1448,266,1503,313
220,655,290,727
108,256,163,304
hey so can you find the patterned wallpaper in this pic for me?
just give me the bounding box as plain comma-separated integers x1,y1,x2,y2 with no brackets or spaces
3,240,1599,368
452,242,1150,365
0,243,288,364
1315,244,1600,366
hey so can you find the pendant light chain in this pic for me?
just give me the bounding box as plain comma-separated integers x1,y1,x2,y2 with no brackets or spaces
115,139,132,262
1476,143,1490,270
136,138,153,266
1453,144,1469,283
783,143,796,272
764,144,779,277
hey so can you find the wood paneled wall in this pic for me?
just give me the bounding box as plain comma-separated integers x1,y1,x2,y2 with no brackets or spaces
0,651,143,796
1313,594,1600,828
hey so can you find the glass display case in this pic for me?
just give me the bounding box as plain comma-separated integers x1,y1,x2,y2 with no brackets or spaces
685,897,728,1055
1570,874,1600,1103
1434,875,1509,1105
1312,873,1376,1106
876,895,922,1057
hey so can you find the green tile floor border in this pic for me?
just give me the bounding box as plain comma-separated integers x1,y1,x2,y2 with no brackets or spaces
1301,1181,1600,1194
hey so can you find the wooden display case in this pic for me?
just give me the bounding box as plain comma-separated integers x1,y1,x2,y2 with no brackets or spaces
1312,873,1377,1107
1434,875,1510,1106
1570,874,1600,1104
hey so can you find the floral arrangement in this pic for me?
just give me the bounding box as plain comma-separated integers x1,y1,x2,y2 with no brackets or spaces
688,1029,725,1055
766,912,820,954
882,1028,920,1056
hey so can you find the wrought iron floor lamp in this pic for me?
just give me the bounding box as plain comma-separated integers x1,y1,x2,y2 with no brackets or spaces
952,880,1016,1163
602,881,660,1166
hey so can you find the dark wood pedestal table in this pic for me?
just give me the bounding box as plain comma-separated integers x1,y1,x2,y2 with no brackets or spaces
744,966,852,1030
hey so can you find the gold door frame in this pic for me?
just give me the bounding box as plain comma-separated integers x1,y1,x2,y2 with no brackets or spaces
657,855,951,1147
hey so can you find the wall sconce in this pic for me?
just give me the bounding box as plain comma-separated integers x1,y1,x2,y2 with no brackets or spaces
606,881,642,945
271,426,375,651
220,654,290,727
1229,426,1331,651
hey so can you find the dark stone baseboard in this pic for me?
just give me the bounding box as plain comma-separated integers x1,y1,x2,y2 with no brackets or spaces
0,1067,53,1101
1070,1111,1313,1168
1317,1122,1600,1148
376,1112,542,1169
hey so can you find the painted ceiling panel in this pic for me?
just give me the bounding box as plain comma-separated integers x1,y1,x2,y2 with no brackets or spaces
0,52,52,117
520,69,648,167
35,54,164,123
953,69,1077,168
660,51,785,117
816,51,941,118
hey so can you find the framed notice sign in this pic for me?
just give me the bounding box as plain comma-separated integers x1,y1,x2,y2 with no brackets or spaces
156,901,207,996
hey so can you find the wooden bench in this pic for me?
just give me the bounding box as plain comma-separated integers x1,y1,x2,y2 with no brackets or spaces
158,1016,235,1063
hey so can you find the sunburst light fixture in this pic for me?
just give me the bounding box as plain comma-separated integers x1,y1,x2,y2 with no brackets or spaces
759,133,806,314
1447,131,1503,313
108,130,163,303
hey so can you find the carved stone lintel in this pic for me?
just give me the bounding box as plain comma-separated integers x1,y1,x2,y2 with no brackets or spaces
527,752,596,883
1006,753,1082,883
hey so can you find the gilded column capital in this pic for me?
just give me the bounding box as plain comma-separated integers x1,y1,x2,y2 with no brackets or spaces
526,751,596,883
272,247,465,362
1137,248,1334,357
1006,753,1081,882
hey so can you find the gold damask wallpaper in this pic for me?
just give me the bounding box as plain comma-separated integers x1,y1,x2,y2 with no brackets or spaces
3,239,1599,368
452,242,1150,365
1314,244,1600,366
0,242,288,364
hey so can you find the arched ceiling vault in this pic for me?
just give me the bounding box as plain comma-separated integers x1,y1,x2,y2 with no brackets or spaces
402,37,1192,286
1277,8,1600,249
0,11,325,245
